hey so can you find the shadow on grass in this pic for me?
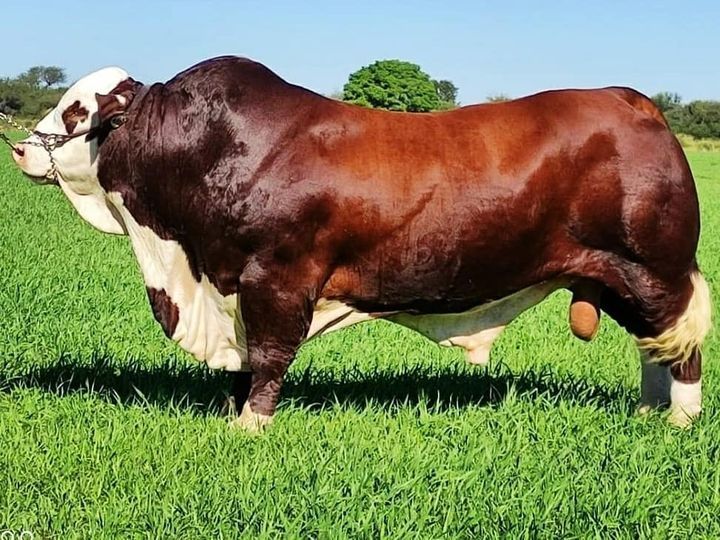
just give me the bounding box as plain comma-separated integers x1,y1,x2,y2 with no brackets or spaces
0,354,634,416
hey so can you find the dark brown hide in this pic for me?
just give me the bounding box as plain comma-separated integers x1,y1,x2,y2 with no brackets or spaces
146,287,179,338
670,350,702,383
61,100,89,134
96,57,702,415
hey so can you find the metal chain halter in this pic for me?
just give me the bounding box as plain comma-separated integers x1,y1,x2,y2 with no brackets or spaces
0,112,109,183
0,112,32,148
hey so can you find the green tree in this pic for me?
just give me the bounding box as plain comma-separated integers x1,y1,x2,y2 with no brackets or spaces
651,92,682,113
0,66,68,119
433,79,459,108
0,94,23,115
0,79,25,115
486,93,511,103
17,66,67,89
343,60,441,112
654,92,720,138
677,101,720,138
17,66,44,88
40,66,67,88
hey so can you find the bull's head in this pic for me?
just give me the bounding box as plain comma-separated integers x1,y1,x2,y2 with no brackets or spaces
12,67,138,234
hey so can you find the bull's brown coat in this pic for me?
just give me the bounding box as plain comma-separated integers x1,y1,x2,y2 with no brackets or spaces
93,57,702,416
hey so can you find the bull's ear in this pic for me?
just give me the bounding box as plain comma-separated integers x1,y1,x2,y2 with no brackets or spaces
95,92,129,123
95,77,139,124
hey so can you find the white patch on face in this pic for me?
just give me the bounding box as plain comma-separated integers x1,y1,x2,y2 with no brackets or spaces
107,192,249,371
14,67,130,234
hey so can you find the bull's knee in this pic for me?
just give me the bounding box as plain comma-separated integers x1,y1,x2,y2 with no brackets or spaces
569,281,602,341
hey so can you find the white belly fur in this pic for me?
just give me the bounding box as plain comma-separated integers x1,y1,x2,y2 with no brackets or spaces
107,192,562,371
388,280,563,344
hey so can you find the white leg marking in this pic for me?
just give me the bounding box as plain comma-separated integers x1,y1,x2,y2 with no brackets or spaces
669,379,702,428
229,402,273,433
638,355,671,414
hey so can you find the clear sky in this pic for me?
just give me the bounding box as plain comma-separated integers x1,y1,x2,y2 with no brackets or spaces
3,0,718,104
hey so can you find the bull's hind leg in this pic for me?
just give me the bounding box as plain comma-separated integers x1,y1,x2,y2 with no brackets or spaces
635,272,711,426
603,270,711,426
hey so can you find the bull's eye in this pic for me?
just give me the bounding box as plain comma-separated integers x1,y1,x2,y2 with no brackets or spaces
110,115,126,129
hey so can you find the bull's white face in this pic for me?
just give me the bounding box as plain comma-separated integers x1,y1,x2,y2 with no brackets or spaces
12,67,131,234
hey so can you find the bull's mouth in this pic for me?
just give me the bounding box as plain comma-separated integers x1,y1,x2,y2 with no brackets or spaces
10,147,58,185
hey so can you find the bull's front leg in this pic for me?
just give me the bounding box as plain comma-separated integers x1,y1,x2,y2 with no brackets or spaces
230,269,316,433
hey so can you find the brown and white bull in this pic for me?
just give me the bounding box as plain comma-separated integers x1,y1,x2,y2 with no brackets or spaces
11,56,711,431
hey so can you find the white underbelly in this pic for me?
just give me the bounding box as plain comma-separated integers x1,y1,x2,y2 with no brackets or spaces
163,281,561,372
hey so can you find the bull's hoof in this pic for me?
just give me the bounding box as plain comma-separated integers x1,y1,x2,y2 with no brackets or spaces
635,402,700,428
229,402,273,434
668,405,701,428
636,404,654,416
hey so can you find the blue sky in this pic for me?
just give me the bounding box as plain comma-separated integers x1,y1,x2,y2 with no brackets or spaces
4,1,718,104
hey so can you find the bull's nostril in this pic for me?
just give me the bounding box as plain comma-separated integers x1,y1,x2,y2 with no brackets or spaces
13,145,25,157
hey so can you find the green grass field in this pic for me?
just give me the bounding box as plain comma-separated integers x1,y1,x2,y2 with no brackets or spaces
0,148,719,539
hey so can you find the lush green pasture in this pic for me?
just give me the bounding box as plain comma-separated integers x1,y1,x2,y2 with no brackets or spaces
0,150,719,538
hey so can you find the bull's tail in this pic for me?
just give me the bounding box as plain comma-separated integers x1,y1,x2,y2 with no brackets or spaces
636,270,712,365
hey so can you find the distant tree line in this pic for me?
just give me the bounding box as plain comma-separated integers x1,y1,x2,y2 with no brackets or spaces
651,92,720,139
0,66,67,118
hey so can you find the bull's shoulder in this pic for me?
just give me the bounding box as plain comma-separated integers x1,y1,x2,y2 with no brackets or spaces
168,55,278,85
